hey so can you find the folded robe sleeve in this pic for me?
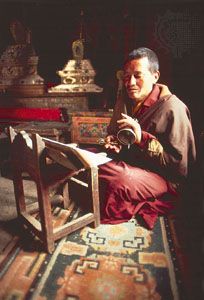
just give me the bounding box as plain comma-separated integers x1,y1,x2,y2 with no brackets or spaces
135,96,196,184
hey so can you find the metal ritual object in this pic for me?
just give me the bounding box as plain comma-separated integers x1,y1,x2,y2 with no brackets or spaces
117,128,136,148
98,138,119,146
0,20,44,95
48,39,103,93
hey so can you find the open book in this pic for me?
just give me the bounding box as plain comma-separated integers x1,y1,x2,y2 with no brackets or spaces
43,138,112,170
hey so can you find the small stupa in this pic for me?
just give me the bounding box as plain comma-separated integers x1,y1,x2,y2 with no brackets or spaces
48,39,102,93
49,10,102,94
0,19,44,95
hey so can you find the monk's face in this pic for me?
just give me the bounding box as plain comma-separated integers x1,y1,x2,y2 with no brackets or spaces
123,57,160,103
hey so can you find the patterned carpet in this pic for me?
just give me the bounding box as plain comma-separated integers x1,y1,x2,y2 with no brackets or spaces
0,207,185,300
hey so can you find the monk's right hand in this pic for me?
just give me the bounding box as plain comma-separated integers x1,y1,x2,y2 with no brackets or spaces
104,135,122,153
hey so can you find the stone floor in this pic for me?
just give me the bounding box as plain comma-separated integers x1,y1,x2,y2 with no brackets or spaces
0,131,37,251
0,173,37,252
0,174,37,221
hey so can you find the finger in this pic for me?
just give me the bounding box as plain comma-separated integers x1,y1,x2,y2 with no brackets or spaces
121,113,130,119
106,137,111,143
106,135,114,142
117,119,127,124
118,123,130,129
113,145,121,153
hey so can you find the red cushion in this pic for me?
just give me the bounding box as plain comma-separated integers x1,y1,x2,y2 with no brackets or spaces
0,108,62,121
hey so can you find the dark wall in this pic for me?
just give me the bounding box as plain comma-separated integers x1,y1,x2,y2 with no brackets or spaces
0,0,203,132
0,1,203,296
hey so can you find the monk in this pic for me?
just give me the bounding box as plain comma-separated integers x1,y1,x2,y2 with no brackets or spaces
98,47,196,229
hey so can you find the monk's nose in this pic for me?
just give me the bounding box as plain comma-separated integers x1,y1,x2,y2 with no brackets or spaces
129,74,136,85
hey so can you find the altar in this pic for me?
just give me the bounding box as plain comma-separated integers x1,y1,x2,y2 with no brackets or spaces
0,91,89,114
0,20,105,143
0,91,88,131
0,92,110,144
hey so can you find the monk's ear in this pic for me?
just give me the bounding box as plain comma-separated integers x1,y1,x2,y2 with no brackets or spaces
153,71,160,83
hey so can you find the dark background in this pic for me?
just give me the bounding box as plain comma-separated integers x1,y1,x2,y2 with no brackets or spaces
0,0,203,181
0,0,203,133
0,0,203,298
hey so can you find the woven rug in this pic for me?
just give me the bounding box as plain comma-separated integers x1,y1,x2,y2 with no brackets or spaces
0,206,185,300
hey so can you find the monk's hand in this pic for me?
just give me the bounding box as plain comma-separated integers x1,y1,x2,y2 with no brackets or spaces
117,113,142,144
103,135,122,153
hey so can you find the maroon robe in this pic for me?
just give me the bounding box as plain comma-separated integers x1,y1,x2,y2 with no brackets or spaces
98,84,196,229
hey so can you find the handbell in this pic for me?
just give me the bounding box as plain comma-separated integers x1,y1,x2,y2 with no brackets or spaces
117,128,136,146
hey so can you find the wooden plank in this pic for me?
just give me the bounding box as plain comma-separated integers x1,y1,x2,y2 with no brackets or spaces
53,213,94,240
46,148,79,171
69,176,88,187
20,212,42,234
62,182,70,209
89,167,100,228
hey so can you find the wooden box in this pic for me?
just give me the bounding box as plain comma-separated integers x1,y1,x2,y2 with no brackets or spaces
71,111,112,144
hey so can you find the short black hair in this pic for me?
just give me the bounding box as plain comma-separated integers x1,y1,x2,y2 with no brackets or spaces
125,47,159,73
